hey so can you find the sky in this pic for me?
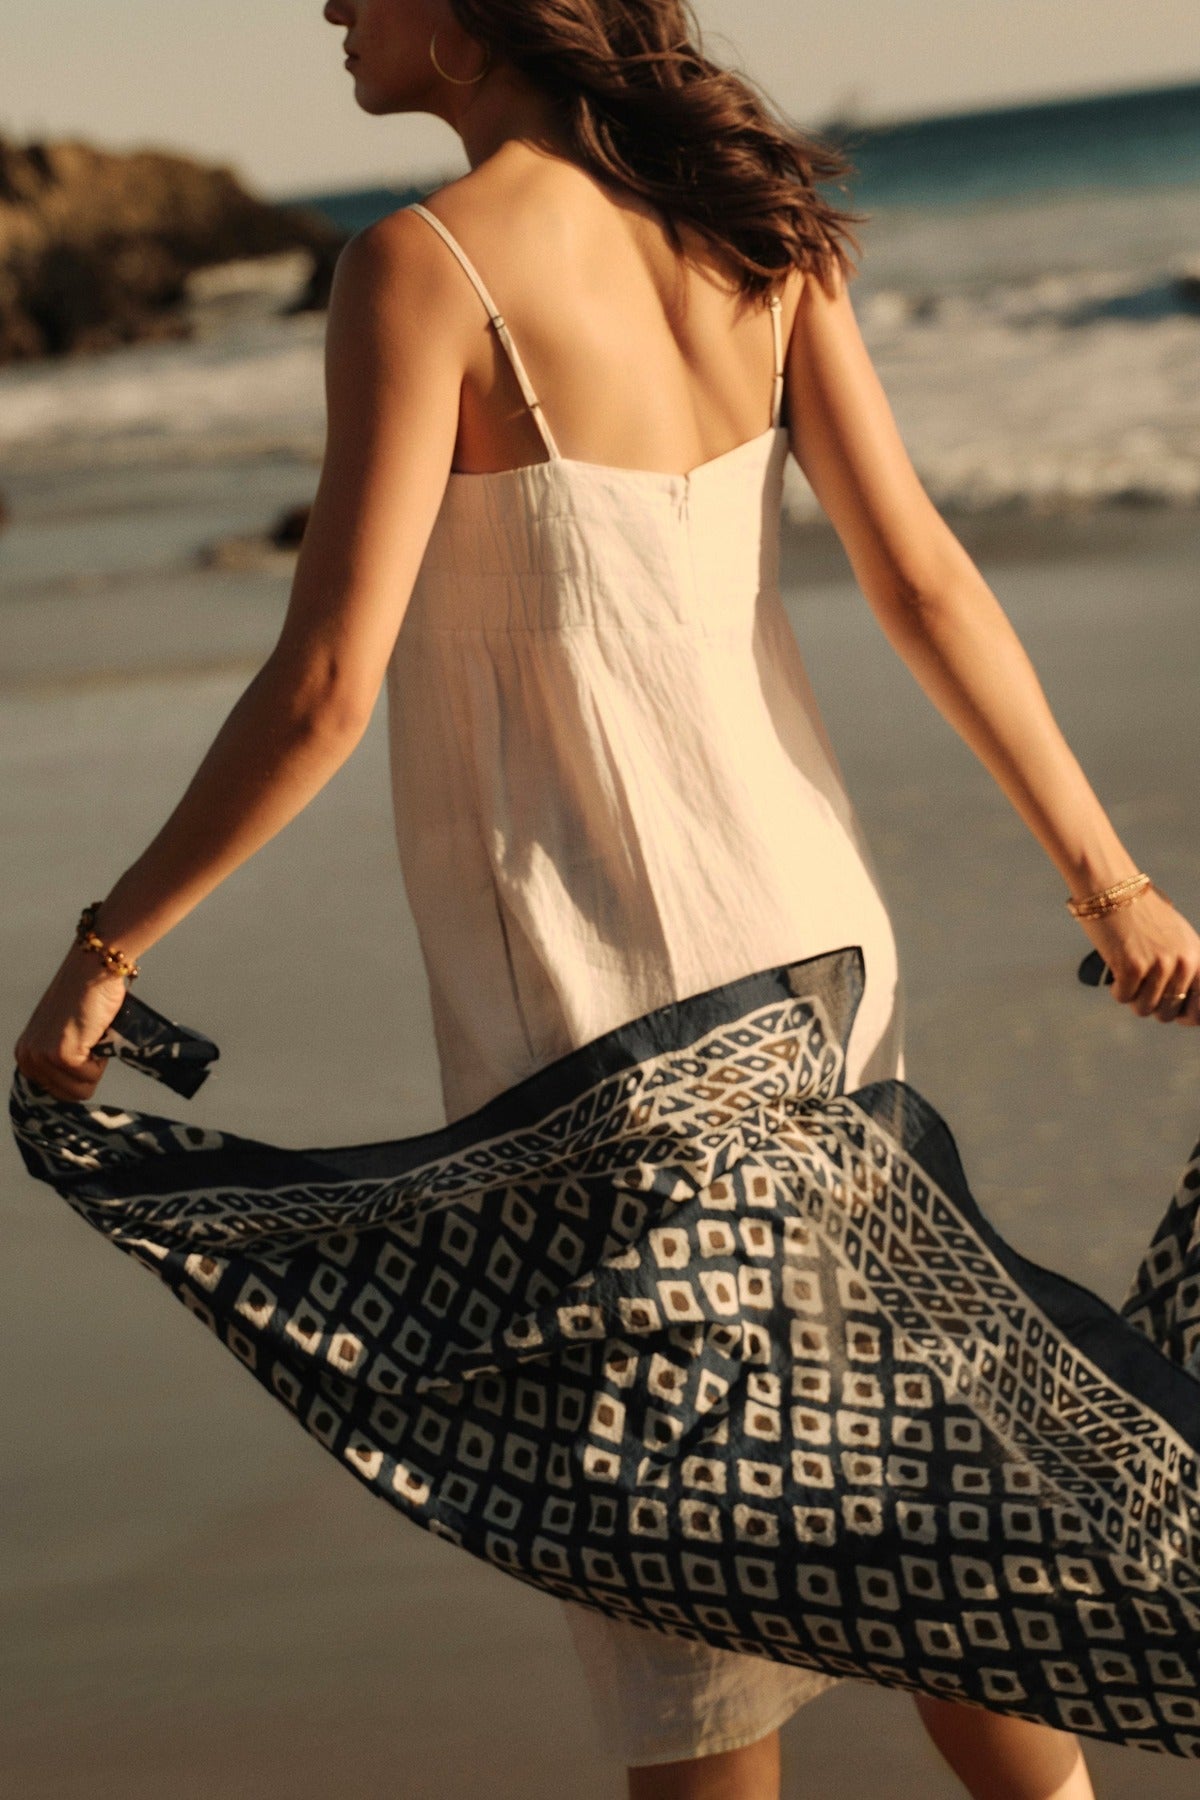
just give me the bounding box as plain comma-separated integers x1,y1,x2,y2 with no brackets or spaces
3,0,1197,201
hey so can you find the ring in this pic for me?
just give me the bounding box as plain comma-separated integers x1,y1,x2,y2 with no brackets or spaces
1167,991,1193,1003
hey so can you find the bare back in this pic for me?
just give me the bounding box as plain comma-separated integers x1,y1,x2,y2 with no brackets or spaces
404,145,803,479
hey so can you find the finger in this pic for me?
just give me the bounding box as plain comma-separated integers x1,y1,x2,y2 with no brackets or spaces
1130,968,1178,1018
22,1073,96,1102
1108,958,1156,1007
60,1062,103,1097
1153,988,1184,1023
1154,970,1197,1024
1178,984,1200,1027
48,1039,108,1081
1112,968,1156,1012
17,1055,98,1103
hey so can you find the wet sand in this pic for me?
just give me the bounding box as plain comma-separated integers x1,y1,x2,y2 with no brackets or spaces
2,502,1199,1797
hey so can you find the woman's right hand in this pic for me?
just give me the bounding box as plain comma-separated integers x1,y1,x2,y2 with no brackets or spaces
1075,883,1200,1025
12,945,129,1102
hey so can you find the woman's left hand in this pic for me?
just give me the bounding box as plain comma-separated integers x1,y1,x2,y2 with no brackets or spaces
1075,884,1200,1025
12,947,129,1102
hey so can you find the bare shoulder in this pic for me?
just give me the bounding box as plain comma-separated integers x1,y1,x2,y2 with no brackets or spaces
781,257,869,362
325,206,482,356
790,255,856,322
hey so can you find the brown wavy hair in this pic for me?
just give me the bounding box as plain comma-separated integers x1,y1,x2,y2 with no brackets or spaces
447,0,868,302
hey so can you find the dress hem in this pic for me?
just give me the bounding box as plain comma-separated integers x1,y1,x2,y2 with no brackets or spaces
620,1679,840,1769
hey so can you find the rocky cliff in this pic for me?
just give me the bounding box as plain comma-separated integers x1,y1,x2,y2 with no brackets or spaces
0,134,348,363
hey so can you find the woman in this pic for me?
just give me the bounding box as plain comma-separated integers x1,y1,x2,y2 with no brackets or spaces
13,3,1200,1797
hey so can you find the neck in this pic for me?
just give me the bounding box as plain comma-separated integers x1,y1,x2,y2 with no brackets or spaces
439,63,575,171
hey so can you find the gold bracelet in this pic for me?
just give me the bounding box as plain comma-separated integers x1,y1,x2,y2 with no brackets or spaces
75,900,140,981
1065,872,1160,920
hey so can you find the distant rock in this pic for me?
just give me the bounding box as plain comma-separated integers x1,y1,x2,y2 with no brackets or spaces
198,501,312,572
270,503,312,547
1172,256,1200,310
0,133,348,364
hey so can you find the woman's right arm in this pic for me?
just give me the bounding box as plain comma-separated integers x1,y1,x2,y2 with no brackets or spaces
12,213,476,1100
88,212,471,965
780,265,1200,1026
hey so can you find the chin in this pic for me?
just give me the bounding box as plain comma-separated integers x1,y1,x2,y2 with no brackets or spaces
353,81,407,116
351,85,387,113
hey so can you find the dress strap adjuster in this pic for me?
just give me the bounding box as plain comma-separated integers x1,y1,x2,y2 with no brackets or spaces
768,293,784,431
407,205,562,461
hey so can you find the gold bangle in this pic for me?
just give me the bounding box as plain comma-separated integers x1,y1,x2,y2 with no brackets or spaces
1067,889,1145,919
1064,872,1150,919
75,900,140,981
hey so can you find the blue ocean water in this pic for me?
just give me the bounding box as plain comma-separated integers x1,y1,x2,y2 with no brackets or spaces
2,73,1196,515
836,76,1200,210
280,75,1200,231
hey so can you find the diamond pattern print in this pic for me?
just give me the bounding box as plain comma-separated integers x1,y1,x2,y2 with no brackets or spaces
10,943,1200,1758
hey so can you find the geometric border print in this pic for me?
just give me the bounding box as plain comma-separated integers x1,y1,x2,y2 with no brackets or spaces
11,944,1200,1758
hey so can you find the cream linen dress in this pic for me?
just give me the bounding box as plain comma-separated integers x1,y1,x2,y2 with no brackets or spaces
386,202,907,1766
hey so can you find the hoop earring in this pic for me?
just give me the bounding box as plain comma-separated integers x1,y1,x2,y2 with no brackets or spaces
429,28,491,85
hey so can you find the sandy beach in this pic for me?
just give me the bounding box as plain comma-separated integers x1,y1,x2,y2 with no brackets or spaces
2,459,1198,1795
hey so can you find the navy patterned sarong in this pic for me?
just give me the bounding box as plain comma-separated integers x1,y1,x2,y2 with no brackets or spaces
10,944,1200,1757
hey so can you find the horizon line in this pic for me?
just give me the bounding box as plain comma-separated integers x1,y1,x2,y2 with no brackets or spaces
266,67,1200,205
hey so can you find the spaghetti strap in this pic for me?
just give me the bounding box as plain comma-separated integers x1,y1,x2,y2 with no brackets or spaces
768,294,784,430
407,203,561,460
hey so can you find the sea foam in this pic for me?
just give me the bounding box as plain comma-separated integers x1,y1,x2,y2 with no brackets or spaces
2,188,1198,520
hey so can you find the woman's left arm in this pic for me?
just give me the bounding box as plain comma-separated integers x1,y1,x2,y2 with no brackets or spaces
780,262,1200,1028
14,211,469,1100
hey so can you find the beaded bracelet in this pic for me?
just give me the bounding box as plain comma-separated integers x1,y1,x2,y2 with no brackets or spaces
75,900,141,981
1064,871,1166,920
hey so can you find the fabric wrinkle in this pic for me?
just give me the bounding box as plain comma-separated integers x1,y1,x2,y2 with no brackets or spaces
388,204,904,1758
15,208,1200,1778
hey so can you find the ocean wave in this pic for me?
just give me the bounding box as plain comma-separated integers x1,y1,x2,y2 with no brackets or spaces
786,259,1200,520
2,234,1198,519
0,306,328,462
